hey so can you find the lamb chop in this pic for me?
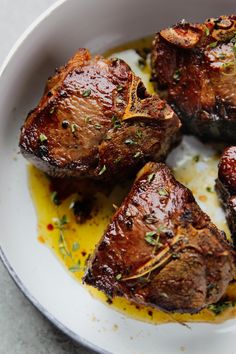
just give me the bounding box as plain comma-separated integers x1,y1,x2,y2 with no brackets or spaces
151,15,236,142
84,162,235,313
19,49,180,180
216,146,236,247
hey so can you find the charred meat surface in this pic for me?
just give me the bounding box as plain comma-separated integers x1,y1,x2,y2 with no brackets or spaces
84,162,235,313
216,146,236,246
19,49,181,180
151,15,236,142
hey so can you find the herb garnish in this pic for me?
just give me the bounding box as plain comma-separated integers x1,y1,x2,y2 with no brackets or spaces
72,242,80,252
98,165,107,175
117,85,123,92
53,215,71,258
208,41,218,48
111,115,121,129
145,231,158,245
173,69,181,81
69,260,82,273
51,191,61,206
71,123,78,133
82,89,91,97
134,151,142,158
157,188,169,197
114,157,122,164
147,173,155,183
206,186,213,193
39,133,47,142
94,123,102,130
116,274,122,280
205,27,210,36
193,155,200,162
208,301,236,315
136,129,143,139
124,138,136,145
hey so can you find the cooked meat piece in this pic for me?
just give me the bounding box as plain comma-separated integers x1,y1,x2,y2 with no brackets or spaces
19,49,180,180
84,162,235,313
151,15,236,142
216,146,236,246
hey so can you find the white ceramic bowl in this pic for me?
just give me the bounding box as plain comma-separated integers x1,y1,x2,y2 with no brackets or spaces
0,1,236,353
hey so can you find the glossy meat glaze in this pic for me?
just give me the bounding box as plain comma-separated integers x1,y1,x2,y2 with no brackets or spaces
84,162,235,313
151,15,236,141
19,49,180,180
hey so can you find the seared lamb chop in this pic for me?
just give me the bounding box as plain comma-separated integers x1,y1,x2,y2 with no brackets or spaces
216,146,236,247
19,49,180,180
151,15,236,142
84,162,235,313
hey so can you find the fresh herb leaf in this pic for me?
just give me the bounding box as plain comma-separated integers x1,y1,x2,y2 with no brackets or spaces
124,139,136,145
82,89,91,97
116,274,122,280
147,173,155,183
69,264,81,273
117,85,123,92
71,123,78,133
72,242,80,252
84,117,92,124
145,231,157,245
98,165,106,176
205,27,210,36
206,186,213,193
134,151,142,158
39,133,47,142
157,188,169,197
51,191,61,206
173,69,181,81
193,155,200,162
208,301,236,315
94,123,102,130
136,129,143,139
111,115,121,129
208,41,218,48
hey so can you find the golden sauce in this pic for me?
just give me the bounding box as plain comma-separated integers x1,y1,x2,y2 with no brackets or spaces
28,38,236,324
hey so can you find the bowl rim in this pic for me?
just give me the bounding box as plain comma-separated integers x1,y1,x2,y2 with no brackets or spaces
0,1,109,352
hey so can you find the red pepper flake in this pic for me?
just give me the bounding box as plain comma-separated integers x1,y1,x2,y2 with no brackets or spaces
47,223,54,231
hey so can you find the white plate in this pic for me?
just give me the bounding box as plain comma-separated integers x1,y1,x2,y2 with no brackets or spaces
0,0,236,353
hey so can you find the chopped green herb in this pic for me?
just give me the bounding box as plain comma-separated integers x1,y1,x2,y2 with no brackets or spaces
136,129,143,139
53,214,68,229
173,69,181,81
94,123,102,130
51,191,61,206
39,133,47,142
193,155,200,162
145,231,157,245
71,123,78,133
134,151,142,158
208,301,236,315
84,117,92,124
114,157,122,164
117,85,123,92
124,138,136,145
205,27,210,36
82,89,91,97
147,173,155,183
72,242,80,252
98,165,107,176
157,188,169,197
69,263,81,273
208,41,218,48
116,274,122,281
206,186,213,193
111,115,121,129
138,58,146,68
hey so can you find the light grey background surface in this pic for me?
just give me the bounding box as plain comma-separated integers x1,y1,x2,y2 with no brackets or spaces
0,1,93,353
